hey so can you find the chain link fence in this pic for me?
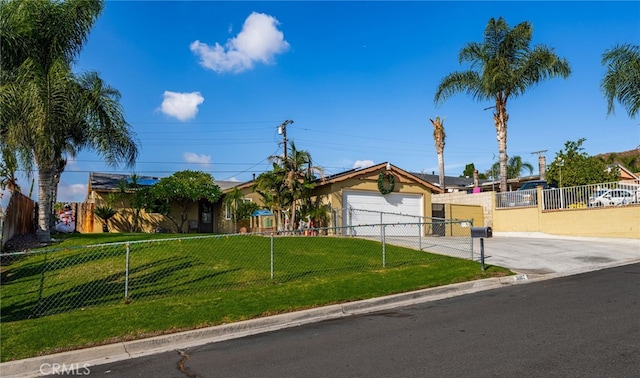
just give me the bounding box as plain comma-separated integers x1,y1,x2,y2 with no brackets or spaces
1,220,474,321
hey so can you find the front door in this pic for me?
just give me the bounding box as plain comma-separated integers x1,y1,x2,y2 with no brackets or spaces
199,200,214,233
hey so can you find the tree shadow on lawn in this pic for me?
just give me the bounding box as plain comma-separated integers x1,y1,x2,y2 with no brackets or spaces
0,246,127,287
1,256,203,321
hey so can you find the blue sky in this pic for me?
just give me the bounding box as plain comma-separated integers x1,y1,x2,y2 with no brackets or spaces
40,1,640,202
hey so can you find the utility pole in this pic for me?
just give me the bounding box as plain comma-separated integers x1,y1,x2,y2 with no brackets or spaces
531,150,548,180
278,120,294,160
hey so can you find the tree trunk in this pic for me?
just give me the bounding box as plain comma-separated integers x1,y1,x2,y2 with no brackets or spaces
50,162,64,230
36,165,54,242
290,203,296,232
494,102,509,192
437,151,445,192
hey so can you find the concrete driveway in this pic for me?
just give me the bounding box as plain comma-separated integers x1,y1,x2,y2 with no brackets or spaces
476,232,640,275
382,232,640,276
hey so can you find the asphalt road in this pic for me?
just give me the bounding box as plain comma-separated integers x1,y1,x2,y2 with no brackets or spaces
91,263,640,378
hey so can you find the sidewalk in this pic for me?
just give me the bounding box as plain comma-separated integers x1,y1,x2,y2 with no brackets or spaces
2,233,639,377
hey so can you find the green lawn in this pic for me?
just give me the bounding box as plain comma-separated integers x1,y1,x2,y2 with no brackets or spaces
0,233,511,362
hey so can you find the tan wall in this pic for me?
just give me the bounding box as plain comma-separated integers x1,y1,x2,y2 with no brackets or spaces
493,189,640,238
433,191,493,227
493,207,543,233
448,204,484,226
91,192,198,233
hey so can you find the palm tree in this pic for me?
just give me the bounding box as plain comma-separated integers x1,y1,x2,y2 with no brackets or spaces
224,187,244,232
254,163,289,231
0,0,138,241
434,17,571,192
488,155,534,179
93,204,117,232
429,116,446,191
601,44,640,119
0,147,21,192
268,141,322,231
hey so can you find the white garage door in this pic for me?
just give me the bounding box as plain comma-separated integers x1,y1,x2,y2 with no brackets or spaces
343,191,423,236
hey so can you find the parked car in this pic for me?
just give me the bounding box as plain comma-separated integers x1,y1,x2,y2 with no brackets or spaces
517,180,552,191
509,180,554,206
588,189,638,207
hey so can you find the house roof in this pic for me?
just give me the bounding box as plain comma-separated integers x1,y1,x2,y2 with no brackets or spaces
89,172,159,192
216,180,244,191
225,163,444,194
315,162,443,193
410,172,487,189
606,163,639,180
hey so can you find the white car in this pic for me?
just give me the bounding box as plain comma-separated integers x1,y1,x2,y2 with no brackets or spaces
588,189,637,207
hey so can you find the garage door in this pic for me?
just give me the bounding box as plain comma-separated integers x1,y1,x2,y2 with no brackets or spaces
343,191,423,236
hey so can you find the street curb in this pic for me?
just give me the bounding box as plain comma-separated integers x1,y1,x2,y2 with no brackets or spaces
3,259,639,378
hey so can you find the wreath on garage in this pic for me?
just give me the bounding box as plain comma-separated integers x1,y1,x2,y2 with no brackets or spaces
377,172,395,195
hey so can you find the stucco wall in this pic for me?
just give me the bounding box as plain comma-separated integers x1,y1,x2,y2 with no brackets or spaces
493,189,640,239
91,192,197,233
433,191,493,227
447,203,484,226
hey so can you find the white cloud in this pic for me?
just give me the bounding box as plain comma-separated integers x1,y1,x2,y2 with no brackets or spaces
190,12,290,73
353,160,375,169
227,177,240,182
57,183,87,203
158,91,204,121
183,152,211,165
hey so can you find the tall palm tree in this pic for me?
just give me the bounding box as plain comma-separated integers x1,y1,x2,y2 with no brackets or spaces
434,17,571,192
0,0,137,241
429,116,446,191
268,141,322,231
601,43,640,119
488,155,534,179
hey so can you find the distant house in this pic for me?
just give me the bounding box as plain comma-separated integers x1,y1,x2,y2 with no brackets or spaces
607,164,639,181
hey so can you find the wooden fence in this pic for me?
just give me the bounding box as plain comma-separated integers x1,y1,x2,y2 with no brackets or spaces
1,192,36,249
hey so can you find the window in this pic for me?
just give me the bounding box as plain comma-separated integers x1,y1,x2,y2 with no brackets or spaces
149,199,167,214
225,198,251,220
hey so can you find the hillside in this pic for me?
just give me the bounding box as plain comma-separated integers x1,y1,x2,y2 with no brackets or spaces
595,148,640,173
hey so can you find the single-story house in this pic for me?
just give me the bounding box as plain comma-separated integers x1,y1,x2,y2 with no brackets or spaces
85,172,239,233
222,162,444,234
86,164,463,234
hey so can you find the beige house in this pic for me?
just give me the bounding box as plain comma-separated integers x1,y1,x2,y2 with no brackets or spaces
218,163,445,233
86,164,471,235
85,172,238,233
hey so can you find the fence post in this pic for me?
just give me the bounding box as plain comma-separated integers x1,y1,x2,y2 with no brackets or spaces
382,224,386,268
469,219,474,261
270,233,274,280
418,218,422,251
124,243,130,302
